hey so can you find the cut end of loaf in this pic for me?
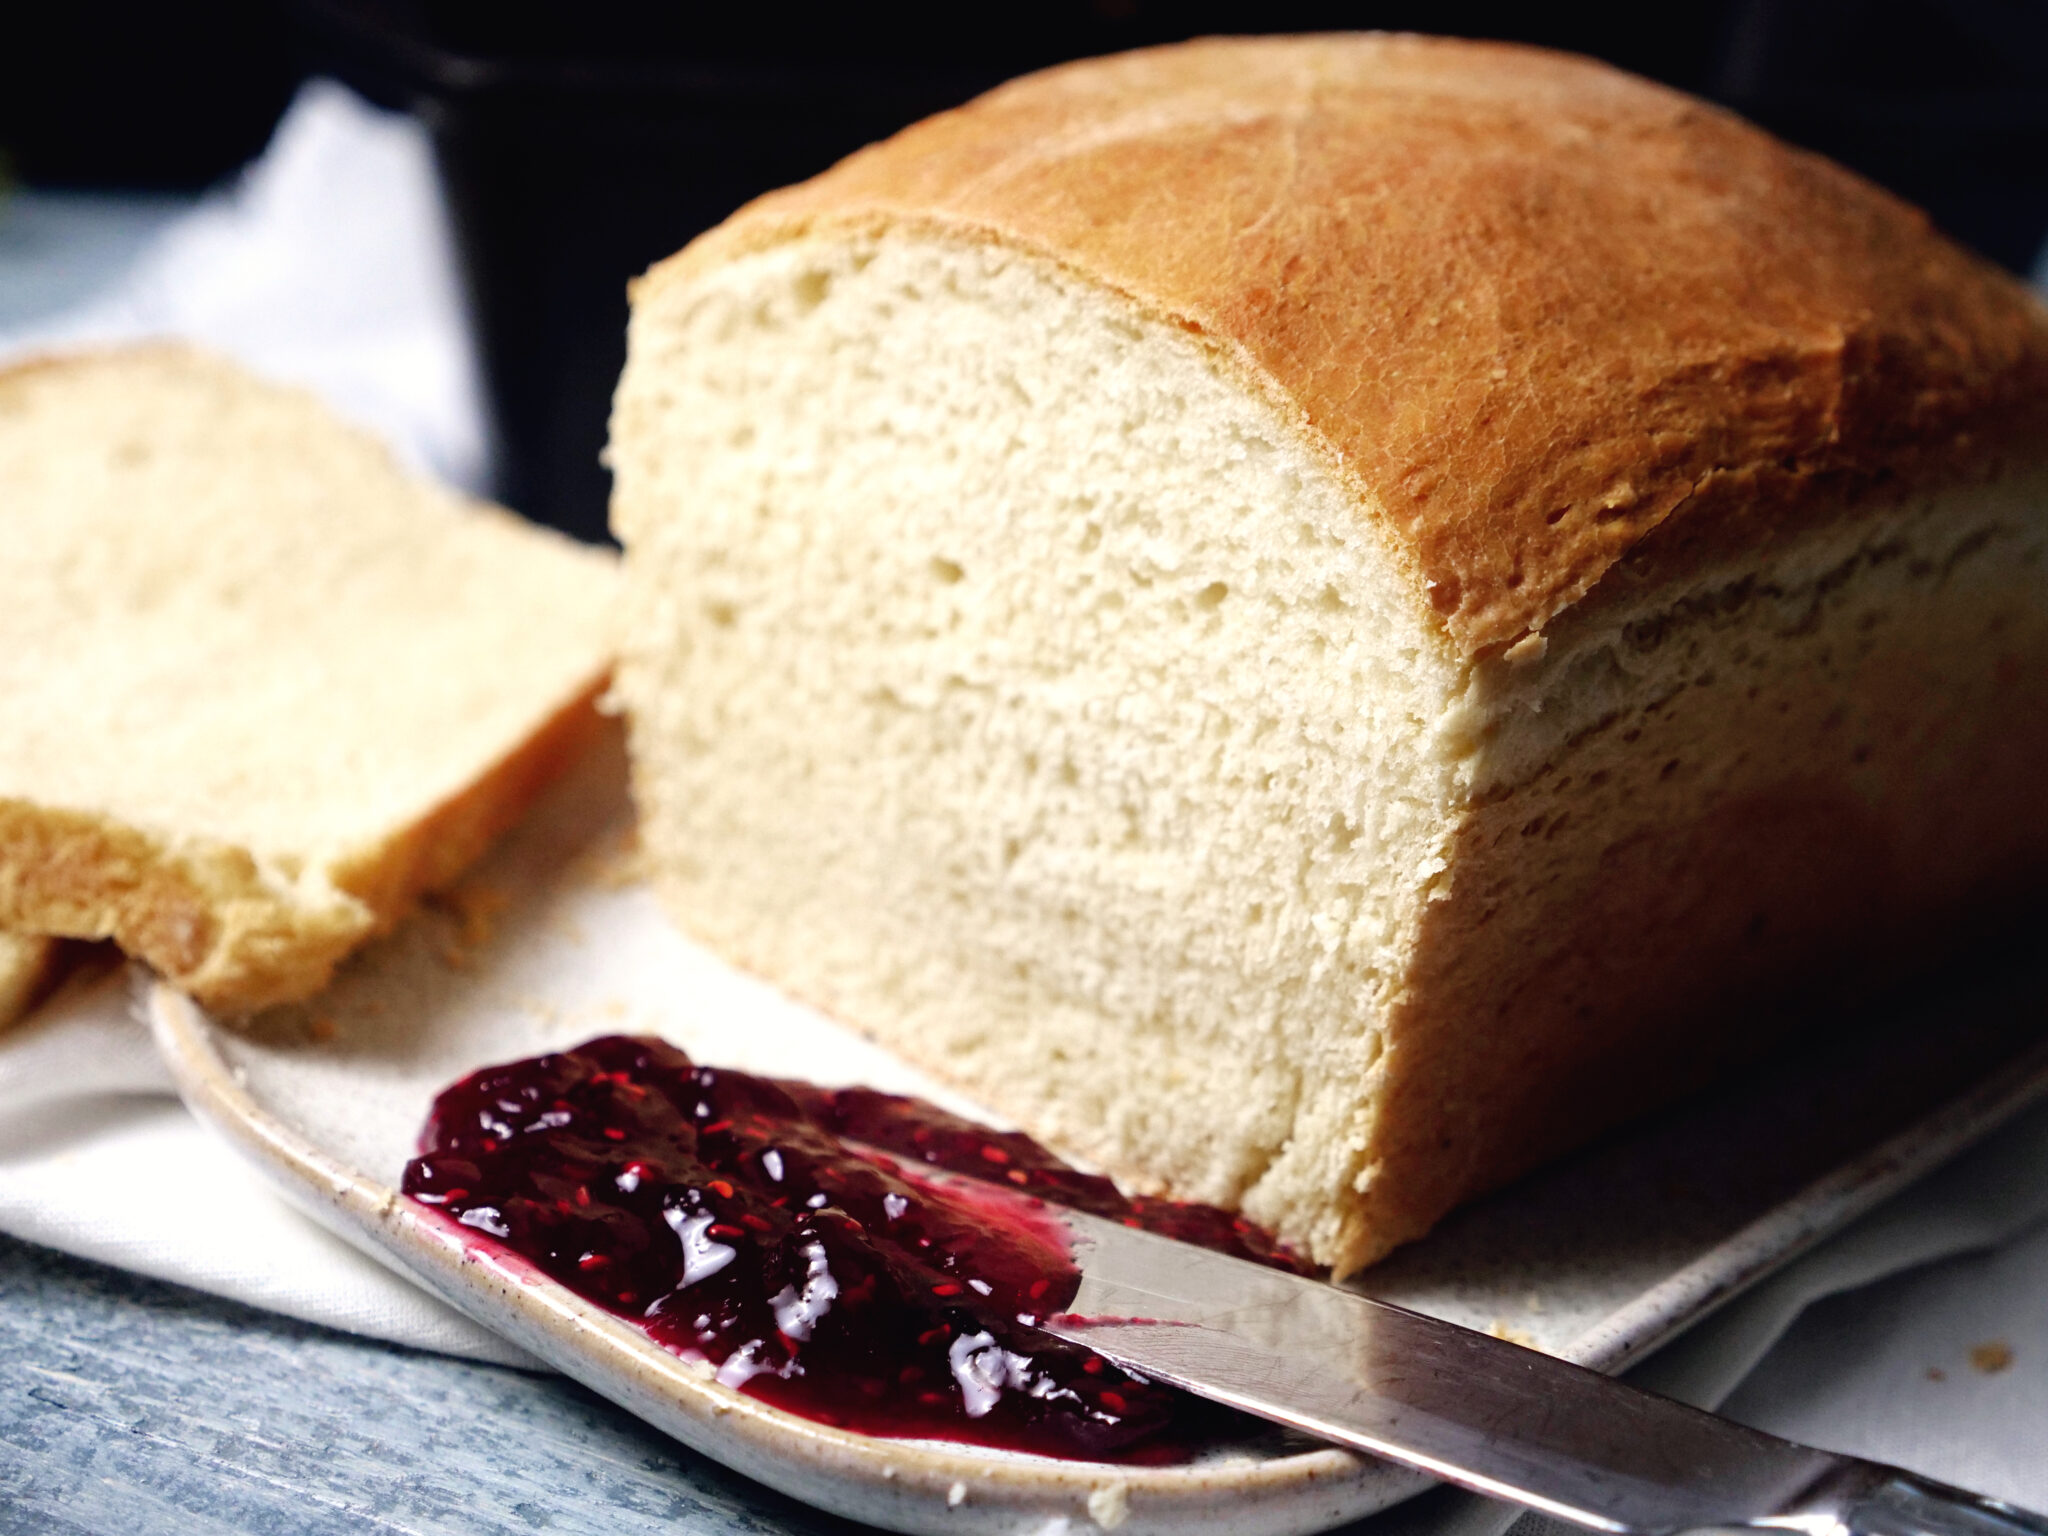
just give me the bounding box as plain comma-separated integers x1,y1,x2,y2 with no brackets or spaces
615,231,1470,1271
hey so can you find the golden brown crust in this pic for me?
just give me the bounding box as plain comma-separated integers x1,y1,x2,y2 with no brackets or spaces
0,676,610,1014
1340,497,2048,1271
655,33,2048,655
330,675,614,930
0,934,72,1032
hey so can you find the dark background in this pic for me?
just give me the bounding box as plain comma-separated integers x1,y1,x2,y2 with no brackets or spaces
3,1,2043,541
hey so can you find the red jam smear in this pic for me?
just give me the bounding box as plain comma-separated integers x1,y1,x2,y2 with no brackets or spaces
403,1035,1310,1461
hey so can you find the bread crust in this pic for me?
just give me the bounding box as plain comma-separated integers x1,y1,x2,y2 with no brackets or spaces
647,33,2048,655
0,933,68,1031
0,676,610,1014
1362,602,2048,1265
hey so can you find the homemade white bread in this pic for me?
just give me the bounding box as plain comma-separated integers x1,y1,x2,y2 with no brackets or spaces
0,347,618,1013
609,36,2048,1274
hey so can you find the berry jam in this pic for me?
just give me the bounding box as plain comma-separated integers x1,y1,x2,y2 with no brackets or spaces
403,1035,1310,1461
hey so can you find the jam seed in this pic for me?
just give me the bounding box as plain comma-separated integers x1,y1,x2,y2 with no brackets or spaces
707,1179,735,1199
1083,1357,1105,1374
979,1144,1012,1165
602,1127,627,1141
708,1223,746,1241
1099,1391,1128,1414
931,1282,963,1296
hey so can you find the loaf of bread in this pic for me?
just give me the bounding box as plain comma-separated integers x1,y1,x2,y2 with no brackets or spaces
609,36,2048,1274
0,347,618,1014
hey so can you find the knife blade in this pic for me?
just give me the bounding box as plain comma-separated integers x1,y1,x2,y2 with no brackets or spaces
1035,1208,2048,1536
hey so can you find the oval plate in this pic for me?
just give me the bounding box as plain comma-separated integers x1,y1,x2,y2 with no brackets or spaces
148,728,2048,1536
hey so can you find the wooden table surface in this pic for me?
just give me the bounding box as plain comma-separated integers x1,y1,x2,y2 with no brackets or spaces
0,1233,858,1536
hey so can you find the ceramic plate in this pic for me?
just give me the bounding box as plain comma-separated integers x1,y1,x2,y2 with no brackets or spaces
149,728,2048,1536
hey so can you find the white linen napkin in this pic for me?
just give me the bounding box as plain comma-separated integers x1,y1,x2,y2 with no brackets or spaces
1,75,2044,1523
0,966,535,1368
0,77,489,495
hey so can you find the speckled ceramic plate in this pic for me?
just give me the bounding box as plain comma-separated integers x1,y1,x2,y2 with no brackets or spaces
148,728,2048,1536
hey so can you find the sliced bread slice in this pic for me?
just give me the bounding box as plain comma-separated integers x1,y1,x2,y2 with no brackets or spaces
0,347,618,1013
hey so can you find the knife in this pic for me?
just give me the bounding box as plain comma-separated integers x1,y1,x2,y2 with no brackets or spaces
1035,1208,2048,1536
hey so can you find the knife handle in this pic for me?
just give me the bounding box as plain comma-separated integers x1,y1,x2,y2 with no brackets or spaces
1779,1463,2048,1536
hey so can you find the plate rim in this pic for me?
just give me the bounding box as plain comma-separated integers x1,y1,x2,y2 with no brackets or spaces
1560,1022,2048,1374
148,977,2048,1536
148,982,1428,1536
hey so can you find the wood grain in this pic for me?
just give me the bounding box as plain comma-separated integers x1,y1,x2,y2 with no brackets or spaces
0,1236,854,1535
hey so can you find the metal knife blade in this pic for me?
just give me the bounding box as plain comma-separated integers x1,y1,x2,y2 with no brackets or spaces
1036,1209,2048,1536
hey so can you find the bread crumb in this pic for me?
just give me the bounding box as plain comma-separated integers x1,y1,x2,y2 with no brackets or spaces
1970,1341,2013,1374
1486,1320,1537,1347
947,1481,968,1508
579,826,646,889
430,881,511,971
1087,1479,1131,1529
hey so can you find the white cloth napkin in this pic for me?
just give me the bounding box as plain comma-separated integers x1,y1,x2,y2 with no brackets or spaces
1,76,2045,1522
0,967,534,1367
0,77,489,495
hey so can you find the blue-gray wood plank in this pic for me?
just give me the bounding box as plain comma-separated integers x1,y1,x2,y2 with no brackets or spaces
0,1234,857,1534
